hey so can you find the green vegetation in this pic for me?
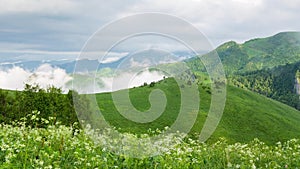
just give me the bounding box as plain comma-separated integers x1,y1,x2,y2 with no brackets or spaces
2,76,300,145
1,118,300,168
0,84,78,126
97,78,300,144
214,85,300,144
229,61,300,110
0,79,300,168
97,78,182,135
187,31,300,111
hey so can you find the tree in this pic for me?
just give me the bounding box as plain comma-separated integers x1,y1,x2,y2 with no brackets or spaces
4,84,79,127
149,82,155,87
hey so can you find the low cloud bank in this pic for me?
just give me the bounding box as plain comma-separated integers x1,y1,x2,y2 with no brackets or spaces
0,64,72,91
72,70,166,94
0,64,166,94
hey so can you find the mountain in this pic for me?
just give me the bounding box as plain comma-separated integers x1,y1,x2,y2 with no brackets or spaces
187,32,300,74
186,31,300,110
96,78,300,144
59,50,194,73
0,50,194,74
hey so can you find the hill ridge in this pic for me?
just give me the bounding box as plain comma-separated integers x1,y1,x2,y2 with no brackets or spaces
188,31,300,75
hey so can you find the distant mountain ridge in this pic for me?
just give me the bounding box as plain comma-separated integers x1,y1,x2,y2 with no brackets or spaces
188,31,300,74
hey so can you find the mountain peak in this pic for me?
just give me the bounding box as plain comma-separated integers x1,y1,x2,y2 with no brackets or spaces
218,40,239,50
191,31,300,74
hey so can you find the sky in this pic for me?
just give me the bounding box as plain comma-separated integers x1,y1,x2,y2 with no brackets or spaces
0,0,300,61
1,0,300,91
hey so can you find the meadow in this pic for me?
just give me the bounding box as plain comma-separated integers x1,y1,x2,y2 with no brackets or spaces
1,113,300,168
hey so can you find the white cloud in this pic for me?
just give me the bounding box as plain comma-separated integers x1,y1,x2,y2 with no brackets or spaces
120,0,264,22
100,57,122,63
0,42,41,51
0,0,78,14
99,52,128,63
94,70,166,93
119,0,300,46
0,49,80,55
0,64,72,91
0,0,300,61
128,70,165,88
0,67,29,90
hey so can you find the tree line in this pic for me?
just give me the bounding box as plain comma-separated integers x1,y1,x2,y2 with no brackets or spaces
0,84,81,127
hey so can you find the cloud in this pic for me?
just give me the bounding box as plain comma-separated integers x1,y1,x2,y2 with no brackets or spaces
0,64,72,91
0,0,78,14
120,0,300,46
0,49,80,56
99,52,128,63
0,1,140,60
1,0,299,93
0,0,300,62
81,70,166,93
102,70,165,91
0,66,29,90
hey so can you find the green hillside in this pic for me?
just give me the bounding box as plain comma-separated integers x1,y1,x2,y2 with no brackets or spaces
187,32,300,74
3,77,298,144
212,85,300,144
187,31,300,113
96,78,300,144
229,61,300,110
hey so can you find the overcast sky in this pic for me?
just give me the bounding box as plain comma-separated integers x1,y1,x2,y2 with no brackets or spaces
0,0,300,61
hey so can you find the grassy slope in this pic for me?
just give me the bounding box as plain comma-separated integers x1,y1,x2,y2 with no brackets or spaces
212,85,300,144
96,78,300,144
96,78,182,134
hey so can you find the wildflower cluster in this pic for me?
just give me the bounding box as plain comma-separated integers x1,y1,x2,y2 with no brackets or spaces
0,113,299,168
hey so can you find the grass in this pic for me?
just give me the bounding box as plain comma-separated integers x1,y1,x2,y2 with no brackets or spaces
96,77,300,144
212,86,300,144
96,78,208,135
